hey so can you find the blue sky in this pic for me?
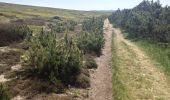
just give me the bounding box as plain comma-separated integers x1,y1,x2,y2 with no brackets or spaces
0,0,169,10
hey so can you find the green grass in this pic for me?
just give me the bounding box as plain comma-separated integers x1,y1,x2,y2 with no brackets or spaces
111,32,131,100
135,40,170,75
28,25,42,34
0,2,110,22
112,30,170,99
121,30,170,76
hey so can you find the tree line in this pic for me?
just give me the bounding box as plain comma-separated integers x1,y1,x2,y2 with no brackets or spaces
109,0,170,43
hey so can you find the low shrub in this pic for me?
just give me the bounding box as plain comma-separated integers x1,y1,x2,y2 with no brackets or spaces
22,31,83,86
76,31,104,56
82,17,104,32
52,20,77,33
77,17,105,56
0,24,32,46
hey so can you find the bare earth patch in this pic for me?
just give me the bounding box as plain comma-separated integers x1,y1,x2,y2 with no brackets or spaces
88,19,113,100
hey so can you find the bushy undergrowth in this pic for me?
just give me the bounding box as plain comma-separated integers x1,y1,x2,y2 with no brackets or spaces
51,20,77,33
77,17,105,56
19,17,104,91
76,32,104,56
108,0,170,43
0,23,32,46
22,30,83,86
0,84,10,100
82,17,104,32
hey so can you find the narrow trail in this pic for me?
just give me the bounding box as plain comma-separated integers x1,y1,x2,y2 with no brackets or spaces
88,19,113,100
113,28,170,99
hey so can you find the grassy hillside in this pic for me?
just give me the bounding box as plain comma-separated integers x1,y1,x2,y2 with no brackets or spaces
0,2,110,23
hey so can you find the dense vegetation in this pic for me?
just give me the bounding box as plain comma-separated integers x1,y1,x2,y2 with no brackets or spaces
109,0,170,43
0,24,32,46
19,17,105,91
0,3,108,98
0,2,113,100
51,20,77,33
77,17,105,56
109,0,170,76
22,30,83,87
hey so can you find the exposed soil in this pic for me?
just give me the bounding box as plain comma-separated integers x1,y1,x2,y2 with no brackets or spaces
0,47,21,74
113,27,170,99
88,19,113,100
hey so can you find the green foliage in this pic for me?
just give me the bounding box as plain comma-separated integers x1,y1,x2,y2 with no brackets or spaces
51,21,65,33
77,17,105,56
0,24,32,46
66,20,77,31
108,0,170,43
51,20,77,33
111,33,131,100
109,0,170,78
82,17,104,32
76,32,104,56
0,84,11,100
22,30,83,85
12,24,33,40
136,40,170,75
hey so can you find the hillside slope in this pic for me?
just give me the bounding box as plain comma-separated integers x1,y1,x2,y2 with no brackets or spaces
0,2,110,23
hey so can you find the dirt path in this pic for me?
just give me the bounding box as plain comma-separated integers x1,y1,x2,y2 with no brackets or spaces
88,19,113,100
113,28,170,99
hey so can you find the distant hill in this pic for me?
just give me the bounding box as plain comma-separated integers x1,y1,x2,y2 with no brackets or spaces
92,10,115,13
0,2,111,23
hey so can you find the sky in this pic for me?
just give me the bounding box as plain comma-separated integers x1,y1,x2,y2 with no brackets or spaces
0,0,169,10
